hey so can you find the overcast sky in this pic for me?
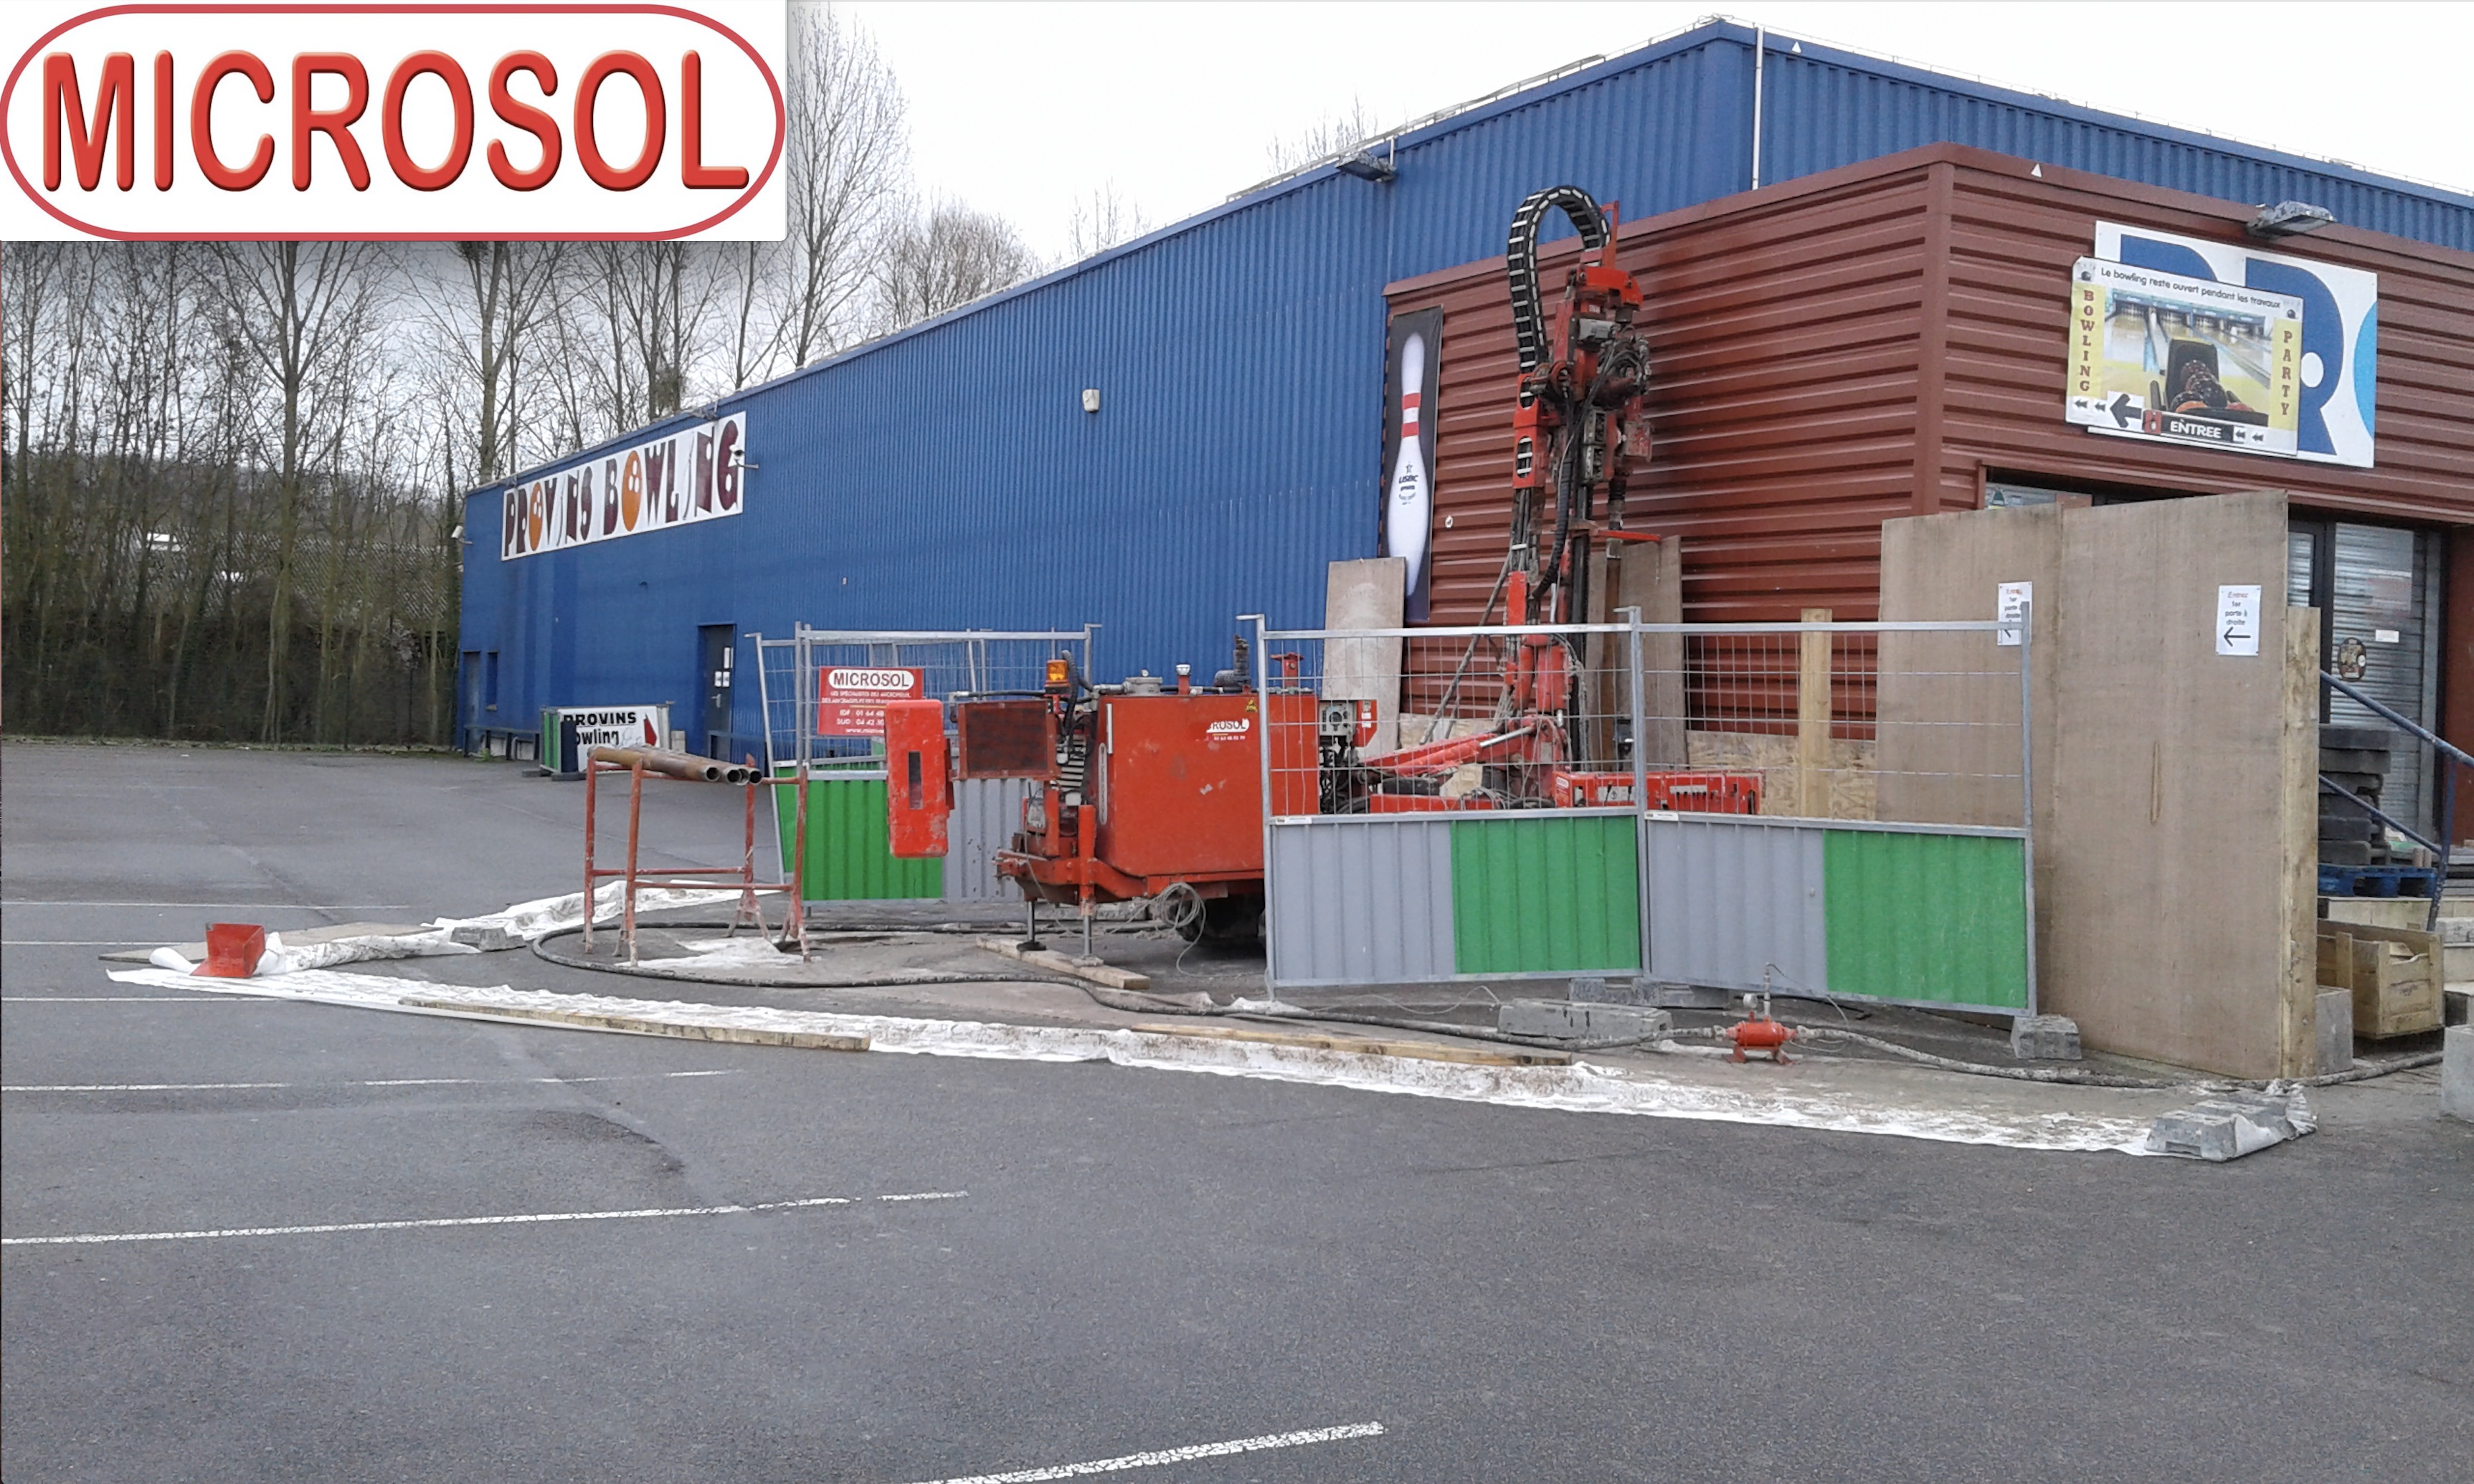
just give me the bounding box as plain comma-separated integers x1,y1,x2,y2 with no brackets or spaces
840,1,2473,262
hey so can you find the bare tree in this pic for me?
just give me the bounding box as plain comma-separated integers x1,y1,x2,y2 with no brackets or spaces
872,201,1039,331
209,239,377,738
1067,183,1152,260
1266,97,1388,173
412,242,563,485
777,1,909,366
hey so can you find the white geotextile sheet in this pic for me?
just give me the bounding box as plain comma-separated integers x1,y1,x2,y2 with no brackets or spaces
107,966,2159,1156
143,883,751,976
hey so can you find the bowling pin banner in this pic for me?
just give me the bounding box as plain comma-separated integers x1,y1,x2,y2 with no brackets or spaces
1380,308,1444,621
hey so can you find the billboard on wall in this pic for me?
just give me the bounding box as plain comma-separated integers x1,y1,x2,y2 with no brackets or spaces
2066,259,2304,455
1379,308,1443,622
500,412,745,560
2072,222,2377,468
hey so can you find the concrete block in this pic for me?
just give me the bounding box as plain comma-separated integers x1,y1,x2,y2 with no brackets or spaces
2313,988,2353,1076
1567,976,1622,1003
2444,1026,2473,1123
2325,896,2432,932
1497,1000,1671,1043
2009,1014,2082,1061
1628,976,1728,1009
450,923,521,951
2142,1088,2317,1161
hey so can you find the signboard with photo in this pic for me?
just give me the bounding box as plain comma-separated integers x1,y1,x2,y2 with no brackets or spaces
2065,257,2303,455
2072,222,2378,467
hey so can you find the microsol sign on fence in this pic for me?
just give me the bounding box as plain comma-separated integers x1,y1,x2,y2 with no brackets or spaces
501,411,745,560
0,3,785,240
816,667,924,738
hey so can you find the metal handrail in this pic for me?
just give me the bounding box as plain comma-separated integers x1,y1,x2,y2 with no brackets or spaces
2321,668,2467,930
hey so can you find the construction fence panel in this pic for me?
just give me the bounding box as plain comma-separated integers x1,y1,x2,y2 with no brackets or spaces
1258,617,2034,1012
1259,621,1649,989
749,627,1091,903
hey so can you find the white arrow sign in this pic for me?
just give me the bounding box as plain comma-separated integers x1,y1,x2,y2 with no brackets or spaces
2216,584,2262,657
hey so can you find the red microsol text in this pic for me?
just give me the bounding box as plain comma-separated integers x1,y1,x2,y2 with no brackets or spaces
0,3,784,239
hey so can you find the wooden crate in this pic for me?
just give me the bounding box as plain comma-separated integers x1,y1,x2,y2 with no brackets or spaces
2317,923,2444,1039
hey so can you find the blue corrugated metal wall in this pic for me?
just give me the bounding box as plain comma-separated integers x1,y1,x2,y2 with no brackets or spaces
458,22,2470,747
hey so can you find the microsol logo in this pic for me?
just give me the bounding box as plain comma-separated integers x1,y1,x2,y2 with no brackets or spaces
1205,719,1250,736
826,668,917,694
0,2,785,239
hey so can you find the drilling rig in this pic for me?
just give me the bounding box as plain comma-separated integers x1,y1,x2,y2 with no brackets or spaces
883,186,1755,943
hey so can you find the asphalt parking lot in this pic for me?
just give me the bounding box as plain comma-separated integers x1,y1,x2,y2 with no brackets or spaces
5,741,2470,1483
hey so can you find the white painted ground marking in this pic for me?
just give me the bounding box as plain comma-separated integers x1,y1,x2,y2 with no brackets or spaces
4,940,158,946
1,900,413,909
4,1070,743,1093
2,996,255,1003
1,1191,966,1246
909,1422,1388,1483
105,966,2169,1154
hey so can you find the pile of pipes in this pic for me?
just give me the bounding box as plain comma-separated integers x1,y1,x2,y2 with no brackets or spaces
589,745,757,784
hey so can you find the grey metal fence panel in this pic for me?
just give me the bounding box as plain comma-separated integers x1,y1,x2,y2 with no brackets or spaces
1269,819,1456,988
1644,817,1828,994
944,777,1030,904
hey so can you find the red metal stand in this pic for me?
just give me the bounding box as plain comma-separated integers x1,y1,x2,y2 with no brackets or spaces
581,753,812,964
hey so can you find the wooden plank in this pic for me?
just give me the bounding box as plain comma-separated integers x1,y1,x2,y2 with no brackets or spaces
975,936,1152,991
399,998,868,1051
1797,607,1833,818
1129,1022,1571,1067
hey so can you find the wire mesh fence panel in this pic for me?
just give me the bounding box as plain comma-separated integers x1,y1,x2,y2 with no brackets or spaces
747,626,1092,903
1660,624,2027,829
1261,622,1646,819
751,627,1093,778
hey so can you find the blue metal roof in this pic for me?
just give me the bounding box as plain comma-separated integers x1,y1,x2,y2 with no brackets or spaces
460,20,2470,750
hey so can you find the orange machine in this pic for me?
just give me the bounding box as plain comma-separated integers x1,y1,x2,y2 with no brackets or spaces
896,657,1317,942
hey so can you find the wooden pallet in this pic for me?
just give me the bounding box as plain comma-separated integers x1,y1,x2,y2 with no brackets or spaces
2318,865,2440,898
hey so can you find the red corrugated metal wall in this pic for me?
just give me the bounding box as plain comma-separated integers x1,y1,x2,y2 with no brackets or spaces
1388,144,2474,628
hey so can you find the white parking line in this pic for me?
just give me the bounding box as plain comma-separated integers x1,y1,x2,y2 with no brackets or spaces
2,996,255,1003
909,1422,1388,1483
2,1190,966,1245
4,1070,741,1093
4,940,158,946
1,900,414,909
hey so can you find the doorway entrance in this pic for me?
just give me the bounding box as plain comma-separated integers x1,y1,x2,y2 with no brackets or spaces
2290,520,2443,835
698,624,736,760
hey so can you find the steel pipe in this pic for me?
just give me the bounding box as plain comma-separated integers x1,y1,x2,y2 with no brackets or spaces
588,745,752,784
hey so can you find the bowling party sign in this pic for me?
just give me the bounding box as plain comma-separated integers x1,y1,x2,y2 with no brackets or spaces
1380,308,1444,621
2068,222,2376,467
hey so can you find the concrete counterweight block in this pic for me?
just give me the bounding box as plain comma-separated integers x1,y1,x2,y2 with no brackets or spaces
2009,1014,2082,1061
2313,989,2354,1075
2143,1087,2317,1161
1499,1000,1673,1043
1619,976,1728,1009
2443,1026,2473,1124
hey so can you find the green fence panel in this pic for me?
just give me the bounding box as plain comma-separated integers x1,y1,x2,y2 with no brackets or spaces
772,775,941,900
1822,830,2029,1009
1448,814,1641,976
